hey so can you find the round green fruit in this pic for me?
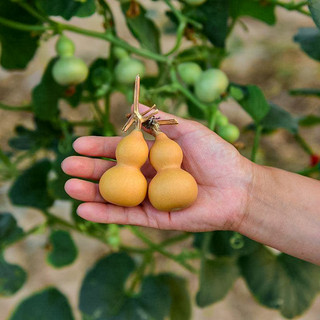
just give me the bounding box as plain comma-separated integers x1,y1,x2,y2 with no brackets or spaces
218,124,240,143
195,69,229,103
177,62,202,85
115,58,145,85
52,57,88,86
55,35,75,57
113,47,129,60
215,111,229,127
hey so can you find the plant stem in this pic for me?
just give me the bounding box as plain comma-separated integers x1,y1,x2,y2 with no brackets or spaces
0,16,48,32
120,245,148,254
227,18,237,37
5,222,47,249
170,67,208,114
159,232,191,246
92,100,105,123
208,104,218,131
97,0,116,34
297,165,320,176
199,232,213,282
61,24,168,63
270,0,310,16
41,211,191,257
18,2,53,23
294,133,314,155
251,125,262,162
0,103,32,112
127,226,198,273
127,252,152,294
163,0,202,29
0,148,11,167
165,21,186,56
0,17,168,63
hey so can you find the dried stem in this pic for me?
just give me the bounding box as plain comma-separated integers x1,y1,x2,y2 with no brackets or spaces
122,76,178,134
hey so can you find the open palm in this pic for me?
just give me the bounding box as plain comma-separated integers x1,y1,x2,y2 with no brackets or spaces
62,107,253,232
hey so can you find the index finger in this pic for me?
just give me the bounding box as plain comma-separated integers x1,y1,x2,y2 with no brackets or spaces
73,136,121,157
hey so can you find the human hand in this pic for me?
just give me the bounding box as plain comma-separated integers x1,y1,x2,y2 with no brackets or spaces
62,105,253,232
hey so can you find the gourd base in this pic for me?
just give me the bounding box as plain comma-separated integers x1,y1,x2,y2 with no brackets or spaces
99,166,147,207
148,168,198,211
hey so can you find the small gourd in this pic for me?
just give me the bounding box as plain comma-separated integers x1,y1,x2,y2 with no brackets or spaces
99,128,148,206
99,75,149,207
148,132,198,211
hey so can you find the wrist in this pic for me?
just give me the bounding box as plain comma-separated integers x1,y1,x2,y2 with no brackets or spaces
234,161,280,237
232,160,268,234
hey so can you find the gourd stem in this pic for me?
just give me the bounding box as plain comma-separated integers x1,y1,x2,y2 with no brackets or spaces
134,74,142,129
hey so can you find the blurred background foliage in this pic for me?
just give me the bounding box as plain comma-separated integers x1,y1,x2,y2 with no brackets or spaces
0,0,320,319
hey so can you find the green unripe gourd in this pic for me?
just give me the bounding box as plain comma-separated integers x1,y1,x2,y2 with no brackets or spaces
218,124,240,143
52,57,89,86
113,47,129,60
115,58,146,85
55,35,75,57
215,111,229,127
195,69,229,103
177,62,202,85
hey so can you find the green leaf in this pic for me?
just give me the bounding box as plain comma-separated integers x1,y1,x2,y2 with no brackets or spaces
194,231,260,258
10,287,74,320
229,0,276,25
239,246,320,319
9,126,37,151
187,100,206,120
48,146,76,200
196,257,239,307
186,0,228,48
229,84,245,101
9,159,54,210
32,58,63,121
76,0,97,18
290,88,320,97
309,0,320,29
36,0,96,20
0,254,27,297
9,119,63,151
0,213,24,249
260,103,299,134
83,58,110,99
158,274,191,320
32,59,83,119
47,230,78,268
298,114,320,126
294,28,320,61
236,85,271,123
0,0,41,69
79,253,171,320
121,2,161,53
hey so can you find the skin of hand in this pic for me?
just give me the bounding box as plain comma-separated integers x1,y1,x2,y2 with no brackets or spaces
62,104,253,232
62,104,320,265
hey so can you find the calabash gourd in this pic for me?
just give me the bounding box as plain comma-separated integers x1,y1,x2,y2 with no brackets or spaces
148,132,198,211
99,128,148,207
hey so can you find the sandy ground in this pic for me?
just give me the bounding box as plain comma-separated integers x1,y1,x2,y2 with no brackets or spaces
1,1,320,319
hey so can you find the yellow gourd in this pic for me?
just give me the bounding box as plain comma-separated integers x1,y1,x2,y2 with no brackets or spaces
148,132,198,211
99,128,148,207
